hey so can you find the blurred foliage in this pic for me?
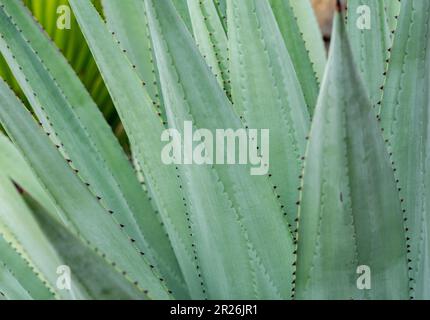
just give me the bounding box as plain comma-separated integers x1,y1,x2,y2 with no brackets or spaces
0,0,129,149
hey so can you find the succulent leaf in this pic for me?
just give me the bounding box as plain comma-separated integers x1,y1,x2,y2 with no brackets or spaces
146,0,296,299
296,12,409,300
187,0,231,97
380,0,430,300
347,0,391,106
69,0,201,299
0,77,172,300
269,0,326,115
228,0,310,230
0,0,184,296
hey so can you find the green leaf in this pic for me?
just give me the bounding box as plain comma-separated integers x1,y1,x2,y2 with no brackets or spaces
380,0,430,299
0,262,32,300
146,0,295,299
296,12,409,300
0,234,53,300
384,0,401,32
0,0,184,296
19,0,115,114
228,0,310,231
269,0,325,115
187,0,230,97
0,171,82,299
347,0,391,105
172,0,192,32
102,0,166,121
69,0,201,299
0,77,172,300
0,132,58,217
24,195,149,300
214,0,227,32
288,0,326,83
0,169,140,300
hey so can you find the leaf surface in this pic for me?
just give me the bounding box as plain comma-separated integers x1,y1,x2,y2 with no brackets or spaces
380,0,430,299
146,0,295,299
0,77,172,300
296,12,409,300
228,0,310,230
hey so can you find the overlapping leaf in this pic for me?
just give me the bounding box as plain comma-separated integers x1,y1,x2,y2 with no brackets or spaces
296,12,409,300
0,233,53,300
0,0,183,296
69,0,201,299
146,0,295,299
380,0,430,300
187,0,230,97
0,77,172,299
228,0,310,230
269,0,326,115
347,0,391,105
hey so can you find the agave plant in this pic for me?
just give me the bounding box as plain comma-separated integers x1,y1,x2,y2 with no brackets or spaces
0,0,428,300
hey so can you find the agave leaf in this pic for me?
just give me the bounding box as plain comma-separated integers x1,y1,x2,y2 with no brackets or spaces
379,0,430,299
24,195,148,300
146,0,295,299
214,0,227,32
102,0,166,121
0,78,172,300
0,262,32,300
288,0,326,83
228,0,310,231
347,0,391,106
0,132,58,217
1,0,115,115
69,0,202,299
187,0,230,97
268,0,325,115
0,172,83,300
0,55,21,101
172,0,192,32
384,0,401,32
0,0,184,296
149,0,253,300
0,234,53,300
296,12,409,300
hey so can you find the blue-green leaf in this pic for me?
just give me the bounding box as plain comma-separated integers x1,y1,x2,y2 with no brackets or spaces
146,0,295,299
380,0,430,299
296,12,409,300
228,0,310,231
